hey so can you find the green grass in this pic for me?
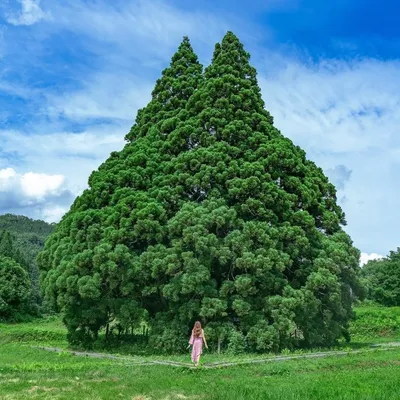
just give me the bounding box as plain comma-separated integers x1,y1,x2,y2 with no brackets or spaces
1,304,400,399
0,316,67,347
1,343,400,399
349,302,400,342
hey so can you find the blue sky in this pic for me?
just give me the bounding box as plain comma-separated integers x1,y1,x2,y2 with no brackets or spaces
0,0,399,263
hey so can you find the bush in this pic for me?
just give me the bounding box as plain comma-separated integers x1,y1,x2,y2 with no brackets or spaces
362,249,400,306
227,330,246,355
0,256,31,321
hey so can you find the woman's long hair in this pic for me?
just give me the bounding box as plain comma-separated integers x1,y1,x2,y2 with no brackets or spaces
192,321,202,337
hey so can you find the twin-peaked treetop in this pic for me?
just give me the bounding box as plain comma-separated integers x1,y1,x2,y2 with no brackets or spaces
167,32,274,154
38,32,362,352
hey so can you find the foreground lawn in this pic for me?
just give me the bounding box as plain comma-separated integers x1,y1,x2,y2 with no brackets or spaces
2,304,400,399
1,343,400,399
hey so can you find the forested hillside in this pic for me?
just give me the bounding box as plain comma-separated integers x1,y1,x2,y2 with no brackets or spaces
0,214,55,319
0,214,55,274
0,214,55,236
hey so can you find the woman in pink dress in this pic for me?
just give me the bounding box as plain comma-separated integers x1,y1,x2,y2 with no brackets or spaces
188,321,208,366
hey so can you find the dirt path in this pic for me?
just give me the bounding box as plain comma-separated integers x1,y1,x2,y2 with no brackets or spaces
34,346,193,367
33,343,400,370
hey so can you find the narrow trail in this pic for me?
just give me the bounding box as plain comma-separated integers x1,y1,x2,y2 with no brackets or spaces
33,343,400,370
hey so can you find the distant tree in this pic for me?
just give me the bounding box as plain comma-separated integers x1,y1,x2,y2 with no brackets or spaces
362,249,400,306
0,256,31,320
0,230,14,258
0,215,55,314
0,230,28,268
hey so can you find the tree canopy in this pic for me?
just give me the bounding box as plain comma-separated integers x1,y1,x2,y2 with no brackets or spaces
362,249,400,306
0,214,55,317
38,32,362,352
0,256,31,321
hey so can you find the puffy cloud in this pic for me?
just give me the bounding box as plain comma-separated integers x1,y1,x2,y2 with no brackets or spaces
360,252,384,266
42,205,68,223
0,168,75,221
19,172,64,199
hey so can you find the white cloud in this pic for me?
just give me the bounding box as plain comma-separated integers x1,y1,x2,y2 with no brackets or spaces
259,57,400,154
360,252,384,266
0,126,127,206
6,0,49,26
46,73,153,121
48,0,230,62
42,205,68,223
19,172,64,199
0,167,74,221
0,167,66,202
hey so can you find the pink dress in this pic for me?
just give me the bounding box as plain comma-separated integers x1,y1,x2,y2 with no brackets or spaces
189,330,203,363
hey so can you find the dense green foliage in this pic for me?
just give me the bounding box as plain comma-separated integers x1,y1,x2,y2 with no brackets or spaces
349,302,400,341
0,230,27,268
362,249,400,306
0,256,31,320
0,214,55,317
0,214,55,236
0,214,55,272
38,32,362,351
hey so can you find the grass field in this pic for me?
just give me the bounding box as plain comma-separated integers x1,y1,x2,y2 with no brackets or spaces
1,304,400,399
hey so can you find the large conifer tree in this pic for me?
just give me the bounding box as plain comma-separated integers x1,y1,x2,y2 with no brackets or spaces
39,33,361,351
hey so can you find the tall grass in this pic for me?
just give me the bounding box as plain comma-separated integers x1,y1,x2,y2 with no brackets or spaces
350,302,400,342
